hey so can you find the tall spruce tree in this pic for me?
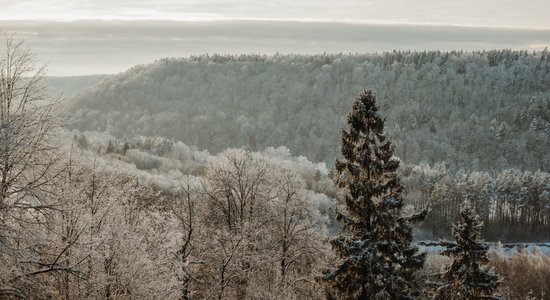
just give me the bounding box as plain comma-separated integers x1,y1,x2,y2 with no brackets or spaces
323,90,426,299
435,202,501,300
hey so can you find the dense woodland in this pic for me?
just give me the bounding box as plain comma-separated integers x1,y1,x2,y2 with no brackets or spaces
3,69,332,298
67,50,550,171
71,132,550,241
64,50,550,241
1,37,549,299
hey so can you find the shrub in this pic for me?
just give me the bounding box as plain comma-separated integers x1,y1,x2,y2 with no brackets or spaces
488,248,550,299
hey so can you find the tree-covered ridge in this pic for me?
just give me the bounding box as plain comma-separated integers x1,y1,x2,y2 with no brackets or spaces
68,50,550,171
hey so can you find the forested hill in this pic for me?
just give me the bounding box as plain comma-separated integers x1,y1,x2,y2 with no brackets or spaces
67,50,550,171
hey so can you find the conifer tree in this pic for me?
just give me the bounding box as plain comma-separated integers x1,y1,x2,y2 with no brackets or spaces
323,90,426,299
435,202,501,300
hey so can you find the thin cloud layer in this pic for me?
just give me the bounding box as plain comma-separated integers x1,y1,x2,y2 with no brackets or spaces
1,20,548,76
1,0,550,29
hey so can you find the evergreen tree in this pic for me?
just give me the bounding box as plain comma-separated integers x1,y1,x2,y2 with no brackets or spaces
106,140,116,153
122,141,130,155
435,202,501,300
322,90,426,299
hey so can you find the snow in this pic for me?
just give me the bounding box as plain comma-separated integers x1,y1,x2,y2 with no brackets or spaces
415,241,550,256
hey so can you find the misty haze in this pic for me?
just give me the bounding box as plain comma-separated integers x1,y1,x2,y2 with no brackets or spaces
0,1,549,299
2,20,550,76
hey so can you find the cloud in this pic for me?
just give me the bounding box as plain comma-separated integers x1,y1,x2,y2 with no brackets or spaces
1,0,549,29
1,20,548,76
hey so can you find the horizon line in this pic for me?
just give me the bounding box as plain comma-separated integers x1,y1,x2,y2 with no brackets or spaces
1,17,550,31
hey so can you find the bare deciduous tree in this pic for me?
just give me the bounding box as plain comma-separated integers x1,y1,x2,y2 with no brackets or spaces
0,36,61,205
197,149,326,299
272,169,323,298
0,36,66,299
170,175,203,300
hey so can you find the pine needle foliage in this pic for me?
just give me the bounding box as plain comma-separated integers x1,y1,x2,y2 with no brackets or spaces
435,202,501,300
323,90,427,300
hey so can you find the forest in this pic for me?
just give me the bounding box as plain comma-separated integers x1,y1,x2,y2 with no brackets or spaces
67,50,550,171
65,50,550,241
1,37,549,299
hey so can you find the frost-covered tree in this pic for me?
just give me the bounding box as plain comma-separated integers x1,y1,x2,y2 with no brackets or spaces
0,37,60,203
0,36,66,299
435,202,501,300
169,175,203,300
322,90,426,299
200,150,280,299
197,149,327,299
271,169,324,298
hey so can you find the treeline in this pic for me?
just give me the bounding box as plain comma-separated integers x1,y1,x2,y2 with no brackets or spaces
402,164,550,241
70,132,333,196
68,49,550,171
72,131,550,242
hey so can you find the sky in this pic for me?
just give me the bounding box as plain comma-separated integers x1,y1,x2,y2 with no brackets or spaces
0,0,549,75
1,0,550,28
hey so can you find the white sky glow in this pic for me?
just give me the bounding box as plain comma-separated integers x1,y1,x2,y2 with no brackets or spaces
1,1,549,75
1,0,550,29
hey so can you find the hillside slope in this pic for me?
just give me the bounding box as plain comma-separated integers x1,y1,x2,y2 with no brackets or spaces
67,51,550,171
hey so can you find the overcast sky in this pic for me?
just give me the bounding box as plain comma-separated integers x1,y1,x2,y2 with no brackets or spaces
2,0,550,28
1,1,549,76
